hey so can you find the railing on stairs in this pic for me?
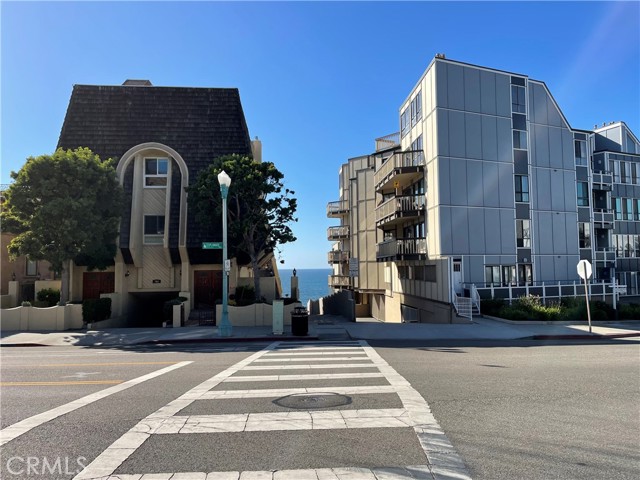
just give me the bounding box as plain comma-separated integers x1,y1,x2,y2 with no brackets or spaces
471,284,481,316
452,291,473,320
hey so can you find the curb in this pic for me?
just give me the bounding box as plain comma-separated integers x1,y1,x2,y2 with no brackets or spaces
528,332,640,340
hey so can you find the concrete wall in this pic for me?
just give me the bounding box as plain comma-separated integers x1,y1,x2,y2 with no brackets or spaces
320,289,355,320
0,304,83,331
215,302,302,327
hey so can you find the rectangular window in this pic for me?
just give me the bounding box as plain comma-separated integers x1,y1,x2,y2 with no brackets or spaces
511,85,526,113
410,135,423,165
515,175,529,202
518,264,532,286
621,162,629,184
26,259,37,277
513,130,528,150
626,198,634,220
485,266,501,286
516,219,531,248
574,140,587,166
614,198,622,220
512,113,527,131
578,223,591,248
611,160,620,182
636,199,640,220
503,265,517,286
145,158,169,187
577,182,589,206
144,215,165,244
632,163,639,185
411,90,422,126
400,107,410,137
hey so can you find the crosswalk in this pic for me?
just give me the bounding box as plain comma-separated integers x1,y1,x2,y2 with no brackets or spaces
74,341,471,480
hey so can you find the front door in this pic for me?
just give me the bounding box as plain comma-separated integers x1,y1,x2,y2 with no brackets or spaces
452,260,463,295
83,272,115,300
193,271,223,309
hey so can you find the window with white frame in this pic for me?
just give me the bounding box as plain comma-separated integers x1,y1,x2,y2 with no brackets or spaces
26,259,37,277
578,223,591,248
574,140,587,166
577,182,589,206
400,108,410,138
515,175,529,202
513,130,527,150
144,215,165,244
410,90,422,127
145,158,169,187
516,219,531,248
511,85,526,113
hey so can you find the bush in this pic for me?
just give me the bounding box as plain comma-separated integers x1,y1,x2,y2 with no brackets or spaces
498,306,531,321
21,301,32,307
82,298,112,324
481,298,505,316
234,285,255,306
619,303,640,319
36,288,61,307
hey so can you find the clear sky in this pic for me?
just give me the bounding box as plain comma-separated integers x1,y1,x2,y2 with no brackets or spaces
2,1,639,268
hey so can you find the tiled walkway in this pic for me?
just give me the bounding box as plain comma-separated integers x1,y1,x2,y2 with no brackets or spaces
74,341,471,480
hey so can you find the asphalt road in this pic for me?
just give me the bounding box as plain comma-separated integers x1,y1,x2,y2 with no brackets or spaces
0,339,638,480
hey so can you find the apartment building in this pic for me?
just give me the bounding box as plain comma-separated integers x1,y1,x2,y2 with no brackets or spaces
327,55,640,323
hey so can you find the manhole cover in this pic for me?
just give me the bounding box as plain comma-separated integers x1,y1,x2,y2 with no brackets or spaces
273,393,352,409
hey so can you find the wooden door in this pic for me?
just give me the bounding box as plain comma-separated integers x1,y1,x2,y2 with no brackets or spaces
193,271,223,308
83,272,115,300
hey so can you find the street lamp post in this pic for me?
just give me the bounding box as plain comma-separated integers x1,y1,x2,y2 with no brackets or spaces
217,170,232,337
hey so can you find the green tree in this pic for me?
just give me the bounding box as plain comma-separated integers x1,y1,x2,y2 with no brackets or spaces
190,154,297,301
1,148,123,304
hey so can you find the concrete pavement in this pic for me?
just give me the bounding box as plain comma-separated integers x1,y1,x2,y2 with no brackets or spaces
1,314,639,347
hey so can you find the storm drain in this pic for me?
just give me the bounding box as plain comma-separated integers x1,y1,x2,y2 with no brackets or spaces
273,393,352,409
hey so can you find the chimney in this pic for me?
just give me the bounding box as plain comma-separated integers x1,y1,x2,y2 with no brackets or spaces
252,136,262,163
122,79,152,86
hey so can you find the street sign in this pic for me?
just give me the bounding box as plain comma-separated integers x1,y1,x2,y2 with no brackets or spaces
202,242,223,249
577,259,592,280
349,258,359,277
576,259,593,333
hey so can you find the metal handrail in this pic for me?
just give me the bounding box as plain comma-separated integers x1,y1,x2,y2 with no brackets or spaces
376,194,426,222
327,200,348,215
327,226,349,238
374,150,425,187
377,238,427,257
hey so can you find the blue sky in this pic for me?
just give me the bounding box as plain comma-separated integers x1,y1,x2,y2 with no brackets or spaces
2,1,639,268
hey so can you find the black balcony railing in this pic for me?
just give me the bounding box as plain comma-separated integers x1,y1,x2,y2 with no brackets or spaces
377,238,427,260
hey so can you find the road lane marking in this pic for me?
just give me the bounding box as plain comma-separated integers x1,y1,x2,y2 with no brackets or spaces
262,351,368,356
0,361,192,446
99,466,435,479
1,380,123,386
74,343,280,480
242,363,376,370
253,356,372,363
222,372,385,382
74,341,471,480
194,385,400,399
1,361,180,368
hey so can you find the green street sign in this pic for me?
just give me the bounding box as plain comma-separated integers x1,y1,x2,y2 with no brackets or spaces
202,242,223,249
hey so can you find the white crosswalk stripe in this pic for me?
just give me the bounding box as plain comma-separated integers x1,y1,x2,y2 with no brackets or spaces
74,341,471,480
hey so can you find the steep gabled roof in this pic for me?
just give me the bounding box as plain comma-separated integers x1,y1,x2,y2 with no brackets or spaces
57,83,252,172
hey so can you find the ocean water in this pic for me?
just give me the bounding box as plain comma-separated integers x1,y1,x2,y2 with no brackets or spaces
279,268,332,306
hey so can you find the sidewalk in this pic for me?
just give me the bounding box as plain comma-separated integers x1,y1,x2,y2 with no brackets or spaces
1,315,639,347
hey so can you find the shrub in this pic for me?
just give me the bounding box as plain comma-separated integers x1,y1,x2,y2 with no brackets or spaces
21,301,32,307
234,285,255,306
481,298,505,316
619,303,640,320
82,298,112,324
36,288,61,307
498,306,530,321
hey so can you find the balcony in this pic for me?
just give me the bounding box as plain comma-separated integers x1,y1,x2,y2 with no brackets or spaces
328,274,351,288
327,225,349,241
327,200,349,218
374,151,425,192
376,238,427,261
592,172,613,191
376,194,425,228
375,132,400,152
593,208,615,229
328,250,350,264
595,248,616,265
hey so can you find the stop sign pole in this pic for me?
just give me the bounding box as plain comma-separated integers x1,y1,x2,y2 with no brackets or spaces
577,259,593,333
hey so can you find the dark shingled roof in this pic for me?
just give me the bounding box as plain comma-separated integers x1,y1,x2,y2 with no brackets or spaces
57,83,252,262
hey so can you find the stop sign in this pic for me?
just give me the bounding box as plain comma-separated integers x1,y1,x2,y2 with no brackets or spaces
577,259,592,280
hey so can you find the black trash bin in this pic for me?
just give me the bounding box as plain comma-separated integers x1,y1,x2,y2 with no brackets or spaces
291,307,309,336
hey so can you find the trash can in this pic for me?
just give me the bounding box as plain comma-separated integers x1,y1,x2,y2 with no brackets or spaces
291,306,309,336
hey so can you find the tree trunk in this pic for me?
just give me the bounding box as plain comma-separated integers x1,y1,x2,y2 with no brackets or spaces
248,243,261,302
59,259,71,305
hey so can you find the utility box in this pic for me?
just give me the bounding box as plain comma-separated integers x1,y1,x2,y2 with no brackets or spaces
291,306,309,336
